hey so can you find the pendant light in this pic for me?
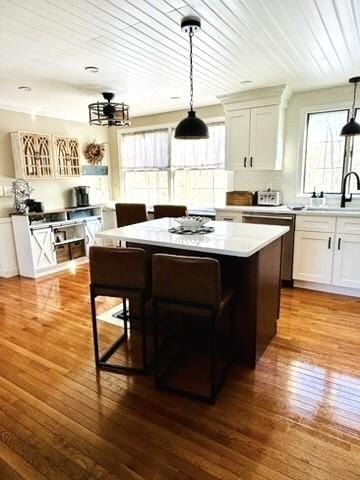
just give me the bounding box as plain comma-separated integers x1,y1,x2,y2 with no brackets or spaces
174,16,209,140
340,76,360,136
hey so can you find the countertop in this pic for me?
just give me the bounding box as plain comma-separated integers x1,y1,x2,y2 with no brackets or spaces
96,218,289,258
215,205,360,217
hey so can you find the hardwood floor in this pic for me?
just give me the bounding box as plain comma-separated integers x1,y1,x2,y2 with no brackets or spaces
0,265,359,480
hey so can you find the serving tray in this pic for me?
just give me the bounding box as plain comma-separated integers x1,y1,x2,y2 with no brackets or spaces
168,226,215,235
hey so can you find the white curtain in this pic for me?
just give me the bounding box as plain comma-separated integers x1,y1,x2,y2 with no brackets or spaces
171,123,225,169
121,129,169,169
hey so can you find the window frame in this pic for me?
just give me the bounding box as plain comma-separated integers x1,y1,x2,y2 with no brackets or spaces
118,117,225,207
298,103,360,197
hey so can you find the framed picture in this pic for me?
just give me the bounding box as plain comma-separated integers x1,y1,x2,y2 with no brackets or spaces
54,230,66,243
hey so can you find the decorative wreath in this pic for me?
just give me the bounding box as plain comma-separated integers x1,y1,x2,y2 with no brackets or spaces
84,142,105,165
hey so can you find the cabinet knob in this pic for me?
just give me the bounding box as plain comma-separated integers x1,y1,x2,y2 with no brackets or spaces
337,238,341,250
250,156,253,168
243,157,247,168
328,237,331,249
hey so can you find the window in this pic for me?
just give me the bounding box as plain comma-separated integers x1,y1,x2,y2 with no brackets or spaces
172,123,226,207
121,123,226,207
302,108,360,194
121,129,170,205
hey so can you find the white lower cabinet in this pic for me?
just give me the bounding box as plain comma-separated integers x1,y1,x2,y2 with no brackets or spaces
332,234,360,288
293,231,333,284
84,218,102,255
294,215,360,293
31,227,57,271
12,208,103,278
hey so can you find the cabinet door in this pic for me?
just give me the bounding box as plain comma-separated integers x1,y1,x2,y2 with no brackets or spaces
293,231,333,283
225,109,250,170
84,218,102,255
249,105,279,170
31,228,56,270
19,133,53,178
332,234,360,288
53,136,80,177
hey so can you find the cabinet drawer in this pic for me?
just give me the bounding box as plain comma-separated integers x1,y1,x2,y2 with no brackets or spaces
336,216,360,235
296,215,336,233
216,213,242,222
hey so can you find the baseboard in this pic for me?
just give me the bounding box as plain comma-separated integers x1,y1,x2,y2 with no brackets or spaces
0,268,19,278
294,280,360,298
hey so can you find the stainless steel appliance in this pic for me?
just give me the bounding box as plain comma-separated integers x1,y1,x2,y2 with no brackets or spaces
73,186,90,207
257,190,282,206
242,212,295,286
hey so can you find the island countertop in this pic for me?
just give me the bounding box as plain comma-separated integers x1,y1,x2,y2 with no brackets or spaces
96,218,289,258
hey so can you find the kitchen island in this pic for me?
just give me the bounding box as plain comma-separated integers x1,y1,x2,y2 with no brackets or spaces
96,218,289,368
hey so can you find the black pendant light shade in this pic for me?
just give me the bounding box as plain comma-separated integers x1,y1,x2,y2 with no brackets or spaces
175,110,209,139
88,92,130,127
341,117,360,136
175,16,208,140
341,76,360,137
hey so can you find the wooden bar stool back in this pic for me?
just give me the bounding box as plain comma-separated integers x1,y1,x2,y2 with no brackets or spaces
153,204,187,219
89,246,152,374
115,203,147,227
152,253,234,404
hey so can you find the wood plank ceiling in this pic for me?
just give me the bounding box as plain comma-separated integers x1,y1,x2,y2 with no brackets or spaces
0,0,359,121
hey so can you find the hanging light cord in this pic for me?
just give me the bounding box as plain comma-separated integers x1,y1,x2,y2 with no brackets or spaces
351,80,358,118
189,28,194,112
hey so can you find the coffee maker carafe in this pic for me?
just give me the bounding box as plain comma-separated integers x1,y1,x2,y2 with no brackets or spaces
74,186,90,207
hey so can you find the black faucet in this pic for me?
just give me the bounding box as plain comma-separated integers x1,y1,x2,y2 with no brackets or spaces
340,171,360,208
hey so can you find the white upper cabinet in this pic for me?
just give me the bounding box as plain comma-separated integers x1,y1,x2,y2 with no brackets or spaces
225,109,250,170
219,85,290,171
249,105,279,170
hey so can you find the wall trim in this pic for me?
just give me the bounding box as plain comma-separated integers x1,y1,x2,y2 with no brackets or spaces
0,268,19,278
294,280,360,298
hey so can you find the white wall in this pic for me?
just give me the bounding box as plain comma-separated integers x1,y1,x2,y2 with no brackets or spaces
0,108,111,217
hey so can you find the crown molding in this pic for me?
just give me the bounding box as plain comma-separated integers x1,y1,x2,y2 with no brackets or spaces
217,85,292,110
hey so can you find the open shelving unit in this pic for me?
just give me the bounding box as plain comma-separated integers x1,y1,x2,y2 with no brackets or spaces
12,206,103,278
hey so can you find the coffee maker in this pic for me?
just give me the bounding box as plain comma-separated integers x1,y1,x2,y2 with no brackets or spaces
73,186,90,207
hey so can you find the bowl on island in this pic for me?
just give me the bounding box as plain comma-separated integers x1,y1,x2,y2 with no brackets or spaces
174,216,209,231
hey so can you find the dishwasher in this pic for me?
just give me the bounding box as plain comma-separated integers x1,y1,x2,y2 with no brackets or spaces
242,212,295,286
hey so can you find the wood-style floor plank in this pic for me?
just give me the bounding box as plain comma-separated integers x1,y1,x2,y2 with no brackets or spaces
0,267,359,479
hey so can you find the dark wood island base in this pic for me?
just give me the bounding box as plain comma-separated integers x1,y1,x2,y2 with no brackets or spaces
128,237,282,369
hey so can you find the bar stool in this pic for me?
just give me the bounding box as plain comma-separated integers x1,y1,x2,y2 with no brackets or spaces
115,203,147,227
89,246,152,374
152,254,235,404
153,204,187,219
114,203,147,320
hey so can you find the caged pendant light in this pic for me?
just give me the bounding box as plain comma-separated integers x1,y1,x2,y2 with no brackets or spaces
88,92,130,127
340,76,360,137
174,16,209,140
